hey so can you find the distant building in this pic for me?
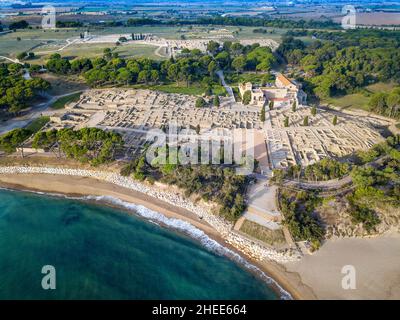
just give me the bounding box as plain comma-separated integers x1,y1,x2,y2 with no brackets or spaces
238,73,307,107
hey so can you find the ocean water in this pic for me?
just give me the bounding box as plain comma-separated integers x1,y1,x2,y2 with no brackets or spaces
0,189,279,300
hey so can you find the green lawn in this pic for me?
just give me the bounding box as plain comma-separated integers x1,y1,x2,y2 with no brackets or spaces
50,92,82,109
323,82,398,111
226,72,273,86
239,220,286,247
25,116,50,133
133,82,227,96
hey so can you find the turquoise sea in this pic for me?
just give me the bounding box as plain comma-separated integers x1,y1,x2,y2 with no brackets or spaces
0,189,281,300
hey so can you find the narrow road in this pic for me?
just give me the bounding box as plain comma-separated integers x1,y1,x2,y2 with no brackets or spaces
216,70,235,103
0,56,23,65
35,38,80,55
0,90,84,135
283,175,353,191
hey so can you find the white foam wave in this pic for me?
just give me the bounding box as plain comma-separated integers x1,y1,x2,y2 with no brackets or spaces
85,195,292,300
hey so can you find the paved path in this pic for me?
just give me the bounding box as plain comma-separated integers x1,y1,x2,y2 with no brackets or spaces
0,90,84,135
0,56,22,65
35,38,80,55
216,70,235,103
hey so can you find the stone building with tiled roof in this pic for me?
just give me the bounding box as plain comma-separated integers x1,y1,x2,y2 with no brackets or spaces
239,73,307,107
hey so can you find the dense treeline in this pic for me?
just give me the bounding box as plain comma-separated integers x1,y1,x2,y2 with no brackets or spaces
0,63,50,114
121,150,251,222
45,42,275,87
368,87,400,119
182,17,340,30
348,135,400,232
277,30,400,100
56,21,84,28
49,16,339,30
8,20,29,30
0,128,32,157
280,190,324,250
275,136,400,237
32,127,124,165
271,158,350,183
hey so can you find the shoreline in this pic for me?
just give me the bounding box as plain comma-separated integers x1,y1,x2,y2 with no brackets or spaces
0,167,314,300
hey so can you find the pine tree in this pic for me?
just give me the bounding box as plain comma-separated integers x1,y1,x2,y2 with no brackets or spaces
269,100,274,110
205,86,212,96
303,116,309,126
260,105,266,122
213,95,220,107
311,106,317,117
292,100,297,112
333,115,338,125
284,116,289,127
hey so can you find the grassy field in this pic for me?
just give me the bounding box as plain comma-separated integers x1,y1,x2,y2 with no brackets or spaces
239,220,286,247
323,82,398,111
51,92,83,110
226,72,274,86
30,43,164,65
38,73,88,96
133,82,227,96
25,116,50,133
0,29,83,58
0,25,291,61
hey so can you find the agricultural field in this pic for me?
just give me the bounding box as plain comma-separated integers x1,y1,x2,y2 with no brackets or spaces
0,25,302,62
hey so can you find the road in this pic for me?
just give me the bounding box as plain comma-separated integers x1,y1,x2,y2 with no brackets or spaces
283,175,353,191
216,70,235,103
0,56,23,65
35,38,80,55
0,90,84,135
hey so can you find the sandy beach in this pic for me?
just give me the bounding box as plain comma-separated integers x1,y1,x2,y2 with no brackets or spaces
1,169,399,300
286,233,400,300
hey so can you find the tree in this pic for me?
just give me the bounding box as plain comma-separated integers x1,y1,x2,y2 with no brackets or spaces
103,48,112,60
195,97,207,108
269,100,274,110
242,90,251,105
0,128,31,157
137,70,149,83
311,106,317,117
292,100,297,112
17,52,27,60
207,60,217,76
333,115,338,126
205,86,212,96
284,116,289,127
303,116,309,126
260,105,266,122
9,20,29,30
32,129,57,152
207,41,220,55
231,55,246,74
150,70,159,84
213,95,220,107
167,64,179,83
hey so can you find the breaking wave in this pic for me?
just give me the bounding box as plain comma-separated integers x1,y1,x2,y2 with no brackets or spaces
85,195,293,300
